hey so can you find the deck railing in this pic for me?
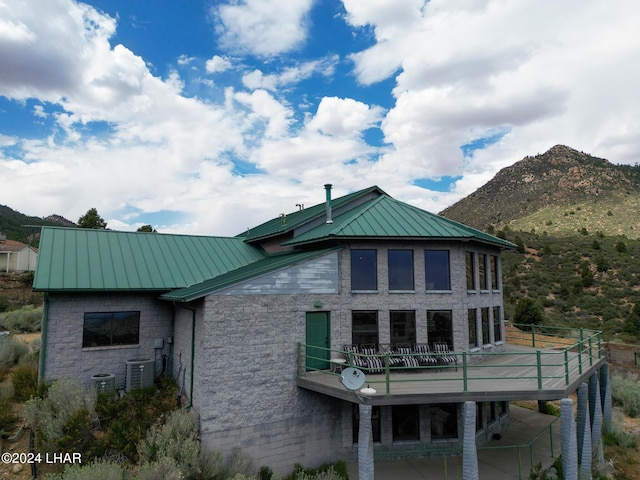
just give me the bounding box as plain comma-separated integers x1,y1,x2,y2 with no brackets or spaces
297,324,603,395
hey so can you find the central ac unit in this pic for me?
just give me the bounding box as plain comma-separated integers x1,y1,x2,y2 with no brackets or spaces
92,373,115,394
125,358,154,391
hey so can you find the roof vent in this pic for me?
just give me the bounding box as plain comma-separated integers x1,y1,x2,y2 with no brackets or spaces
324,184,333,224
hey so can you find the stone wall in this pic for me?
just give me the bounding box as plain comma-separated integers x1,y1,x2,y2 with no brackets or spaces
603,343,640,373
44,292,173,390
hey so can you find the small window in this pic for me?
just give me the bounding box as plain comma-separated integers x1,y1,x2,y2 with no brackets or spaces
468,309,478,348
427,310,453,348
635,353,640,366
351,249,377,290
491,255,499,290
481,307,490,345
352,311,379,345
478,254,487,290
431,404,458,439
388,250,414,290
466,252,476,290
83,311,140,348
493,306,502,342
393,405,420,441
425,250,450,290
391,311,416,347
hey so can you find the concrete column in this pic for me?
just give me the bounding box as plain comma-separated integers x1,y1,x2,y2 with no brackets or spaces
462,401,479,480
590,375,605,467
358,403,374,480
561,398,578,480
577,383,592,479
600,364,613,430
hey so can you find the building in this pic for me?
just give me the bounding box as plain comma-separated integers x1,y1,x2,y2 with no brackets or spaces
0,233,38,272
33,185,607,474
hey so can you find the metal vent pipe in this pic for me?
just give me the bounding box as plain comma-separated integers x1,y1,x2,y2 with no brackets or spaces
324,184,333,224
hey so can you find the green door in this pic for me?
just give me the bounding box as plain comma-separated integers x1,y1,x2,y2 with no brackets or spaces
305,312,330,371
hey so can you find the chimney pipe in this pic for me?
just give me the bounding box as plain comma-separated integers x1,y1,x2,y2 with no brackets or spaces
324,184,333,224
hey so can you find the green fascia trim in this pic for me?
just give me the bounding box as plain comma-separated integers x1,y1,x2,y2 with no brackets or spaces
160,246,342,302
239,186,385,242
33,227,266,291
283,195,516,249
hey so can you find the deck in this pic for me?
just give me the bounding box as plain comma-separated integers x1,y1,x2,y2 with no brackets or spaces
297,326,605,405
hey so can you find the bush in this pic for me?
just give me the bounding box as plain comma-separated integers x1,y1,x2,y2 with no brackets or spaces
12,360,39,401
611,372,640,417
0,395,20,438
0,336,29,372
0,305,42,332
43,458,126,480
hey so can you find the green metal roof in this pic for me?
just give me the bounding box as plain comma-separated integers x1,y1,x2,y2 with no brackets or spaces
282,194,516,249
239,186,384,241
33,227,266,292
159,246,342,302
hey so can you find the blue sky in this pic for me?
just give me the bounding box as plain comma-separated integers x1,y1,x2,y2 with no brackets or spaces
1,0,639,235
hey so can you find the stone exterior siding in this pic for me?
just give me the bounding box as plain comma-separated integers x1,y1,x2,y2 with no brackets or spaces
43,292,173,390
604,343,640,373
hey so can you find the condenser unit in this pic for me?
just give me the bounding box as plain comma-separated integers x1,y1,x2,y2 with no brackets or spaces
92,373,115,394
125,358,154,391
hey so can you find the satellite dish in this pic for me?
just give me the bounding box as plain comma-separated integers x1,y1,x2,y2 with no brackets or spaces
340,367,366,391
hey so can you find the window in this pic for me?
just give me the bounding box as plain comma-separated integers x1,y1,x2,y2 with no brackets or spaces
491,255,499,290
497,401,507,417
468,309,478,348
393,405,420,441
83,311,140,348
388,250,414,290
481,307,490,345
351,249,377,291
425,250,450,290
485,402,496,424
478,253,487,290
493,306,502,343
352,311,379,345
466,252,476,290
635,353,640,366
353,404,381,443
476,403,484,432
391,311,416,347
430,404,458,439
427,310,453,348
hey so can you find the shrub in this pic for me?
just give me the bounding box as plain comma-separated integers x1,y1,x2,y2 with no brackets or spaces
12,360,39,401
611,372,640,417
0,395,19,438
0,336,29,371
43,458,126,480
0,305,42,332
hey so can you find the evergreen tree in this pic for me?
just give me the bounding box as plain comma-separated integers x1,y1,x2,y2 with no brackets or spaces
77,208,107,229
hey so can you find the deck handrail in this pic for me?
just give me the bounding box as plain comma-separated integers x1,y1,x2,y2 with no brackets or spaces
297,325,603,395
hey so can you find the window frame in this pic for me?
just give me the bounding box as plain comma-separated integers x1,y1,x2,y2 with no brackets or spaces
466,251,476,291
493,306,502,343
350,249,378,291
478,253,488,290
481,307,490,345
390,310,417,347
388,249,415,291
352,311,379,345
468,308,478,349
427,310,453,348
82,311,140,348
424,250,451,291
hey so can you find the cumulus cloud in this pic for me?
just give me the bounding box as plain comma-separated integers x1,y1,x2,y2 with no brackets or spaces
215,0,313,56
205,54,232,73
241,56,339,91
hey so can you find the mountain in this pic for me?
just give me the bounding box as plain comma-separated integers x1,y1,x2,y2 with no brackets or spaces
440,145,640,238
0,206,74,245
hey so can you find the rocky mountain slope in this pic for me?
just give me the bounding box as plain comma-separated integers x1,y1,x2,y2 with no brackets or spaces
441,145,640,238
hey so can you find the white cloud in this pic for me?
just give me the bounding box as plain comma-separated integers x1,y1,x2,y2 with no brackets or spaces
241,56,339,91
307,97,384,138
205,54,232,73
215,0,313,57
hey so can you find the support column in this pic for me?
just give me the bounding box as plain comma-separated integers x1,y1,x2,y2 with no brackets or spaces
462,401,479,480
358,404,374,480
600,364,613,430
577,383,592,479
561,398,578,480
590,375,605,467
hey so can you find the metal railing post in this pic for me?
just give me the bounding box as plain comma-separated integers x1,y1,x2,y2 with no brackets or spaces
462,351,468,392
588,337,593,366
531,325,536,348
537,350,543,390
385,353,391,395
564,349,570,385
579,328,584,353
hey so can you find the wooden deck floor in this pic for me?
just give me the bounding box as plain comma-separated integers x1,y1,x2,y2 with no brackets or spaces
297,344,606,405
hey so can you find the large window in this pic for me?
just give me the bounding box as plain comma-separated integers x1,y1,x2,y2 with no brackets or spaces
491,255,499,290
83,311,140,348
466,252,476,290
468,309,478,348
427,310,453,347
430,404,458,439
393,405,420,441
478,253,487,290
493,306,502,343
390,311,416,347
481,307,490,345
353,405,381,443
351,249,377,291
388,250,414,290
425,250,450,291
352,311,379,345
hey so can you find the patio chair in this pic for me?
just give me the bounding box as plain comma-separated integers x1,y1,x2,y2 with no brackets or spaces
434,342,458,370
395,343,420,369
343,344,367,370
378,343,403,368
414,343,438,367
361,344,384,373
